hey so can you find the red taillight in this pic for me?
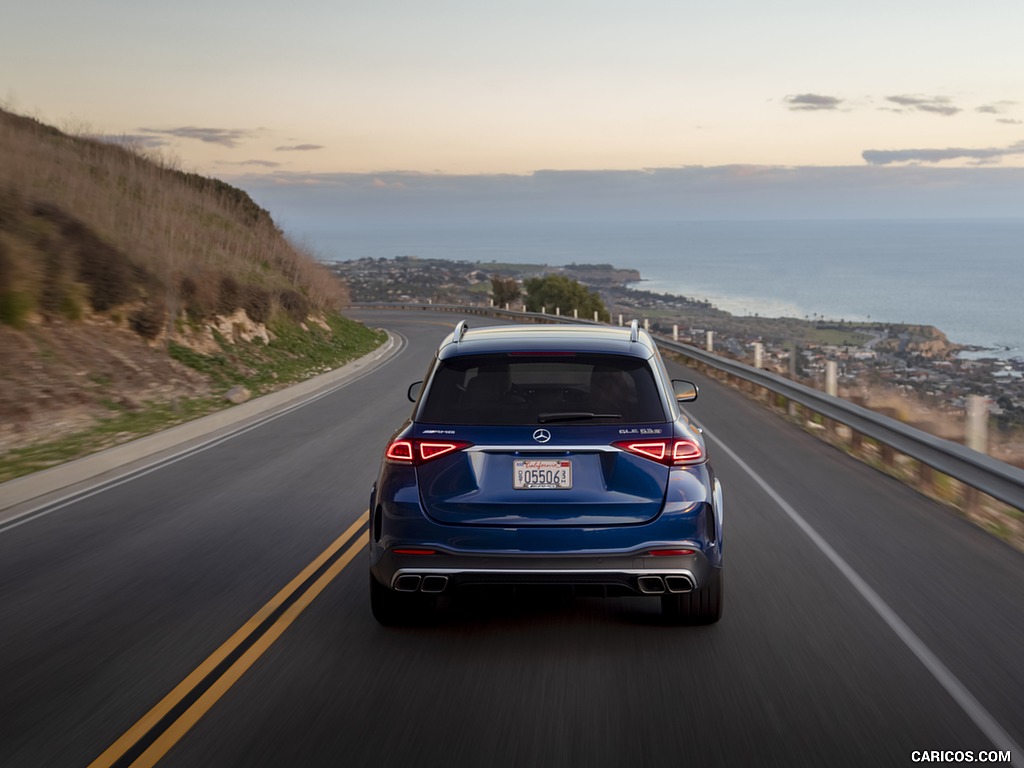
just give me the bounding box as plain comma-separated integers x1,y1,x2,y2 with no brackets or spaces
385,438,472,465
613,438,704,466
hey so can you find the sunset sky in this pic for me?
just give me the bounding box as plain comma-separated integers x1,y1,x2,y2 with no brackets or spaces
4,0,1023,175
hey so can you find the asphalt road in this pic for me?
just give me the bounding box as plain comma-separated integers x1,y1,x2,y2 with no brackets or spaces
1,309,1021,768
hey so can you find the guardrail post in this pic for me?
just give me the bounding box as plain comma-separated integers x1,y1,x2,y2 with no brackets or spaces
644,319,650,333
556,307,560,316
966,396,989,454
594,311,599,322
573,309,578,319
673,324,679,341
917,461,935,495
706,331,714,352
754,342,763,369
826,360,838,397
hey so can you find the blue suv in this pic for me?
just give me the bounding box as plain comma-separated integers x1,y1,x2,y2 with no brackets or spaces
369,320,724,624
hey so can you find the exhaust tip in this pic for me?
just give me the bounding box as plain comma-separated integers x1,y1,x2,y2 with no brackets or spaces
394,574,422,592
420,575,448,593
637,576,666,594
665,575,694,593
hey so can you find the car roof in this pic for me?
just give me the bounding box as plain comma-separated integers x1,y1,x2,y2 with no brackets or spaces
437,322,657,360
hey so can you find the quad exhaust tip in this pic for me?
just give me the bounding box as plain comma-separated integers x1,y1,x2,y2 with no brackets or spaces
421,575,449,593
665,575,694,593
637,576,666,594
394,574,421,592
638,575,694,594
394,574,449,593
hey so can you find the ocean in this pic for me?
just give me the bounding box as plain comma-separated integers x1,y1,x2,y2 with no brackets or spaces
299,219,1024,359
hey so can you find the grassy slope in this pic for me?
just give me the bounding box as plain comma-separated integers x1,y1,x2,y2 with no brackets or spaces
0,108,385,481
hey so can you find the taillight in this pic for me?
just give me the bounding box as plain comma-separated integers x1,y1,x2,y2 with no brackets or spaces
385,439,472,465
613,438,704,466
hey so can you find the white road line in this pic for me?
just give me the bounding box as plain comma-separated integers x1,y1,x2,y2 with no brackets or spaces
0,333,408,534
703,424,1023,756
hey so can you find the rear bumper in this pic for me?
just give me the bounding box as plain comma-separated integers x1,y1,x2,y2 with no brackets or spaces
370,547,714,596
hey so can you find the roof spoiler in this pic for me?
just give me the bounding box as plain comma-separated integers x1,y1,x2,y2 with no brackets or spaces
453,320,469,343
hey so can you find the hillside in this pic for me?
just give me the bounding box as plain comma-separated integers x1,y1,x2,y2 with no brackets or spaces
0,108,384,480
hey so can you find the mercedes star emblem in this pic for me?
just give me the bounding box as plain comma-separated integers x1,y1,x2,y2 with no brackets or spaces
532,428,552,443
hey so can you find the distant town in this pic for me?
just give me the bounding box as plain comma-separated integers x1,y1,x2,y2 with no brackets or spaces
332,256,1024,460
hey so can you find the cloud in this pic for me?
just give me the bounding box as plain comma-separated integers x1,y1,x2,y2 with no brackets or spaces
862,140,1024,165
884,95,960,116
976,101,1016,115
275,144,324,151
219,159,282,167
227,164,1024,226
138,126,254,147
997,118,1023,125
784,93,843,111
91,133,169,150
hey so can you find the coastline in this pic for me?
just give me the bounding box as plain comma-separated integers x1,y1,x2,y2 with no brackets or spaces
309,218,1024,360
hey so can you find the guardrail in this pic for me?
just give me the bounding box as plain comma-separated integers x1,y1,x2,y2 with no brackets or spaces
351,302,1024,516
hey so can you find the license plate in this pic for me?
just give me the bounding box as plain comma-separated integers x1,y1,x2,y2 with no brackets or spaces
513,459,572,490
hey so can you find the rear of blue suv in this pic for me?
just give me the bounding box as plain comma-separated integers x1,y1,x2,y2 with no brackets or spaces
369,321,724,625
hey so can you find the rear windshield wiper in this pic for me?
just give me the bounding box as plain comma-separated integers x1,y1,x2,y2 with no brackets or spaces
537,412,622,423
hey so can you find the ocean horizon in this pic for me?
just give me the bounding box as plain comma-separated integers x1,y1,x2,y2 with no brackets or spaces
293,218,1024,359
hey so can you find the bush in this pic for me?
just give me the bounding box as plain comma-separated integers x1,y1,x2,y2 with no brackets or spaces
217,275,240,315
0,290,33,328
278,289,309,322
242,285,271,324
129,302,165,339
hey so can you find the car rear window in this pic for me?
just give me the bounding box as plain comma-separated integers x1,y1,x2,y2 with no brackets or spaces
418,353,667,425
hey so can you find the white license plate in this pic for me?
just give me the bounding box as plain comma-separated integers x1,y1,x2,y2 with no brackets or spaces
513,459,572,490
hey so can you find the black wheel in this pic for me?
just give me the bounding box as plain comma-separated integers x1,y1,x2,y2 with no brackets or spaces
369,573,435,626
662,568,723,625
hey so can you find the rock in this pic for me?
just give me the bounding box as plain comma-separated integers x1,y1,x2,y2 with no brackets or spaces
224,385,251,404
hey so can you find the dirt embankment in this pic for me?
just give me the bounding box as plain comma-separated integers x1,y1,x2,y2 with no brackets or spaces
0,320,211,453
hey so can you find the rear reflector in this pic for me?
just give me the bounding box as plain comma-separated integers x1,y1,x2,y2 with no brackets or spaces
392,548,437,555
649,549,696,556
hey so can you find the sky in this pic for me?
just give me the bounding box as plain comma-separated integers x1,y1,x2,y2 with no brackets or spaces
3,0,1023,223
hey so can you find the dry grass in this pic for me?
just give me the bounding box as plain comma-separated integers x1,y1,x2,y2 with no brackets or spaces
0,108,347,327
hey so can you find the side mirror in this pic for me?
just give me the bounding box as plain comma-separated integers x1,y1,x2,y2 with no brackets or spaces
672,379,699,402
407,381,423,403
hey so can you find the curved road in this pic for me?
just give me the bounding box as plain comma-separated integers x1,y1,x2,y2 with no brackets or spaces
0,310,1021,767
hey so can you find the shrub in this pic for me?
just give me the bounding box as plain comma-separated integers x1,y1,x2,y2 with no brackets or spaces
129,302,165,339
0,290,33,328
278,289,309,323
242,284,271,324
216,275,240,315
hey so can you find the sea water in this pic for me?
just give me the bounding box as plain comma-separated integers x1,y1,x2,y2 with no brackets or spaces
303,219,1023,357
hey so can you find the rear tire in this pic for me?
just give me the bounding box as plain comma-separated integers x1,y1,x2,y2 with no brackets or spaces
370,573,435,626
662,568,723,625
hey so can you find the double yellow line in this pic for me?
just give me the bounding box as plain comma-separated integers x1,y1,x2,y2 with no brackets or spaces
90,511,370,768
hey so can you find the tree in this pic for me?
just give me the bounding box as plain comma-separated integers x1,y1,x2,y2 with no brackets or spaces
490,276,521,307
523,274,607,317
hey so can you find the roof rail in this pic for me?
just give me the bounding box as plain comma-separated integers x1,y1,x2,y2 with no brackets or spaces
629,319,640,342
453,320,469,343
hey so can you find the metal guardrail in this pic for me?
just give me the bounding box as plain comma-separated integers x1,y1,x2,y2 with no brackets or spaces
352,302,1024,512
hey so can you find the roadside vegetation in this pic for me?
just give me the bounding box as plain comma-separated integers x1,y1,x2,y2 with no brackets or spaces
0,107,385,480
